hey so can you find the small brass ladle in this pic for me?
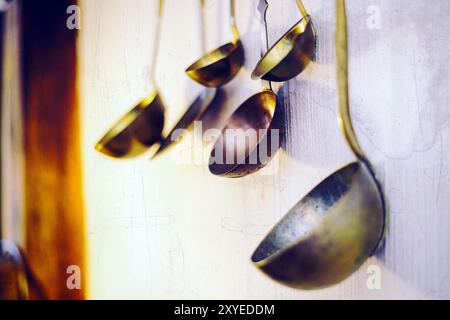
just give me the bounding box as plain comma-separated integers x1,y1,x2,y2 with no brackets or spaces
208,0,278,178
152,0,219,159
95,0,166,158
251,0,386,289
251,0,316,82
185,0,244,88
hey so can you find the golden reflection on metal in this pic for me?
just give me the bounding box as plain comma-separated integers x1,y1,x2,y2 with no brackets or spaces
95,93,165,158
152,87,217,159
208,90,277,177
95,0,166,159
251,0,316,82
185,0,244,88
251,0,386,289
209,0,279,178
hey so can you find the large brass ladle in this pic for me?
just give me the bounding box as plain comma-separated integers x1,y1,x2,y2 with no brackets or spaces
251,0,316,82
95,0,166,158
208,0,279,178
251,0,386,289
185,0,244,88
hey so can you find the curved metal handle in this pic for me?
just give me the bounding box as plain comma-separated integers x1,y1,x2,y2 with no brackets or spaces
336,0,387,247
150,0,164,85
0,8,5,240
257,0,272,91
296,0,308,19
199,0,207,53
336,0,367,163
0,0,14,239
230,0,240,41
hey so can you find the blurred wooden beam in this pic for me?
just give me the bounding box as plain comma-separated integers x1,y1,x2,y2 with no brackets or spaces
21,0,85,299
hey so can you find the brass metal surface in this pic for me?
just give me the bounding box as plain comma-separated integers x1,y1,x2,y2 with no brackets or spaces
95,93,165,158
251,0,386,289
208,0,280,177
152,0,220,159
209,90,277,177
95,0,166,159
251,0,316,82
153,87,218,158
186,0,244,87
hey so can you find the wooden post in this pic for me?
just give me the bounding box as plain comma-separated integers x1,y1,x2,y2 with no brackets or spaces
21,0,85,299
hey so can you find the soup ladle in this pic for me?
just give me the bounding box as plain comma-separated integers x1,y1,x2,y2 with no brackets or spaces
251,0,316,82
251,0,387,289
152,88,217,158
208,0,280,178
152,0,219,158
95,0,166,159
185,0,244,88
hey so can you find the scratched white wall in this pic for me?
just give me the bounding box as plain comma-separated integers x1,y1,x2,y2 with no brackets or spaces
79,0,450,299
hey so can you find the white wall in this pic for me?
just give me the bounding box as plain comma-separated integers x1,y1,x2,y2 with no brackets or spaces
79,0,450,299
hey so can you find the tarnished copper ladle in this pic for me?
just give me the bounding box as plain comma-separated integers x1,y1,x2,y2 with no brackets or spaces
251,0,316,82
251,0,386,289
95,0,166,159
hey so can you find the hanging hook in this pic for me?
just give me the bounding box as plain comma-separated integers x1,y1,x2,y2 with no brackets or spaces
257,0,272,91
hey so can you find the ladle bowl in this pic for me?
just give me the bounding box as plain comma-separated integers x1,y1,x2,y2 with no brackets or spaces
186,0,244,88
209,90,278,177
251,15,316,82
95,92,165,158
153,87,218,158
152,0,223,159
95,0,167,159
186,40,244,88
251,0,386,290
251,162,384,289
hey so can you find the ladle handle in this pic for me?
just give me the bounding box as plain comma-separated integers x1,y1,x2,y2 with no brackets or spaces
150,0,164,85
336,0,367,163
336,0,387,235
0,7,5,239
0,1,30,300
0,0,15,238
296,0,309,19
257,0,271,91
199,0,207,53
230,0,240,41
